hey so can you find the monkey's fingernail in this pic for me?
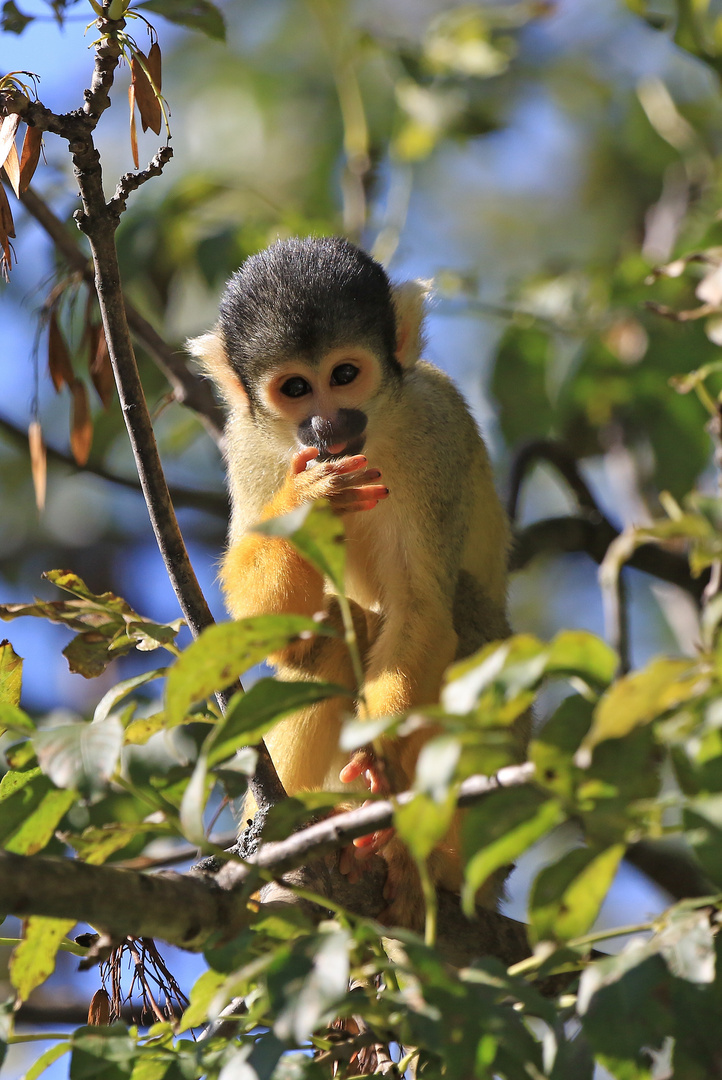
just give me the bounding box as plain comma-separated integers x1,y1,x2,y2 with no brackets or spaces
367,469,381,479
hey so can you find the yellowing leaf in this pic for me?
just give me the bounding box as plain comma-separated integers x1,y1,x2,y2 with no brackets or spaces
10,917,75,1003
28,420,46,512
530,844,625,943
128,83,139,169
584,658,702,753
0,638,22,705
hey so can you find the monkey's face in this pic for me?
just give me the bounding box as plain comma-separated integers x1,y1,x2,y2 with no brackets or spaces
259,345,384,460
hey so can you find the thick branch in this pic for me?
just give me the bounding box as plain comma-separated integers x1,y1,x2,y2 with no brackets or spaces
0,766,537,966
511,515,707,602
0,854,241,947
507,438,600,522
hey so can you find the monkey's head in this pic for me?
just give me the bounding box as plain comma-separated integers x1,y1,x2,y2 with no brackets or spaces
189,236,428,459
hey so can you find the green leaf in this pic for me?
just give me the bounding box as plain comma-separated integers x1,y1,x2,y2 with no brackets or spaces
34,718,123,797
137,0,225,40
530,695,594,798
491,326,555,446
255,500,346,593
583,657,701,754
0,700,35,736
24,1042,72,1080
207,678,352,767
0,767,76,854
69,1025,137,1080
530,844,625,943
178,969,226,1033
10,917,75,1002
396,791,458,861
684,803,722,887
0,639,22,704
1,1,33,34
179,752,210,846
93,668,166,725
272,926,351,1043
544,631,617,689
461,787,563,915
165,616,334,727
578,950,671,1068
66,822,173,865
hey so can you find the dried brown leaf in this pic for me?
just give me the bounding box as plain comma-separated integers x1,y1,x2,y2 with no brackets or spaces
0,180,14,279
131,50,161,136
89,323,114,408
0,179,15,239
70,380,93,466
128,84,139,169
3,140,20,198
27,420,46,513
48,309,75,392
88,987,111,1026
148,41,162,94
19,125,42,193
0,114,20,172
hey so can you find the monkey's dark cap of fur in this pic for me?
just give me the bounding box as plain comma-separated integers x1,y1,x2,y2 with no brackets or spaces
218,236,399,396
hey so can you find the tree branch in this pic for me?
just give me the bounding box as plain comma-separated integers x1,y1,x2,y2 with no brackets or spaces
18,185,226,443
1,5,285,813
0,766,537,966
510,514,707,603
0,410,226,516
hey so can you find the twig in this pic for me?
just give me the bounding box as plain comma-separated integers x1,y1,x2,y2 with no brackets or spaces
109,146,173,215
18,186,226,442
0,410,226,516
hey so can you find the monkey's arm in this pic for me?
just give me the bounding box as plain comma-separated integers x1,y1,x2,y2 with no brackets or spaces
221,448,388,629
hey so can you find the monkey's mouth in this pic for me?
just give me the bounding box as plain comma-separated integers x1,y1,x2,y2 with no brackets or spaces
317,434,366,461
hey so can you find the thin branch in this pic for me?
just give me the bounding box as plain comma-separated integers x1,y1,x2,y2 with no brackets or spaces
511,514,708,603
109,147,173,215
0,410,227,516
507,438,600,523
18,186,226,442
2,6,285,812
0,765,537,967
217,764,536,889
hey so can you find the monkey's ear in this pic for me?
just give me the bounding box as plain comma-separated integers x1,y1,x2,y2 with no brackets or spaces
392,279,431,370
186,330,249,412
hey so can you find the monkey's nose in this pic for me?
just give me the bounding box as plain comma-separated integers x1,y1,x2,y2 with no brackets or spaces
310,415,335,444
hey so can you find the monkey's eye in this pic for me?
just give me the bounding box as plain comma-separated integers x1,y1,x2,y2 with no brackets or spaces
280,376,312,398
330,363,359,387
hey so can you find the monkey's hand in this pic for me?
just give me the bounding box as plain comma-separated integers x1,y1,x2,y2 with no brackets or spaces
337,748,395,882
266,448,388,516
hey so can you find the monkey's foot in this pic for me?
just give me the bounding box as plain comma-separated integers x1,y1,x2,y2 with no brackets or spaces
339,748,396,880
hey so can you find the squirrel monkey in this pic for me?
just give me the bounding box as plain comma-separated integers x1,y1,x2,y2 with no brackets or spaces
189,236,519,928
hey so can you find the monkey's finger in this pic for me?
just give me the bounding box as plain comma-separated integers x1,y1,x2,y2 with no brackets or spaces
326,454,368,476
334,484,389,506
291,446,319,474
353,827,394,853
